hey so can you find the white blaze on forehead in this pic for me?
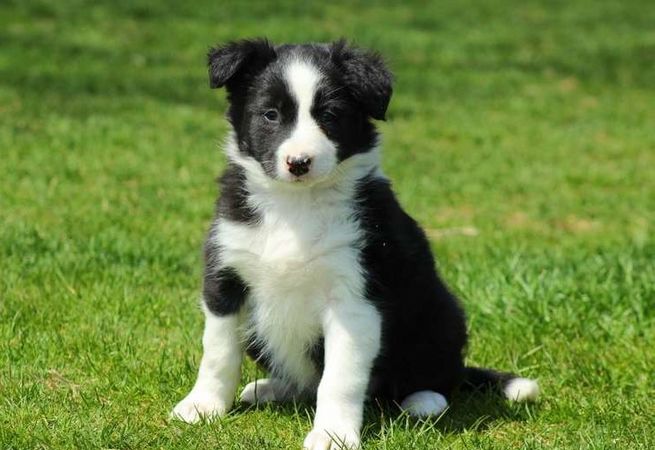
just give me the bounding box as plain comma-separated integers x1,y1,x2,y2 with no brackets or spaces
285,60,322,117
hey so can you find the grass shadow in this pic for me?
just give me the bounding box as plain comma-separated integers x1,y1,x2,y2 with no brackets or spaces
363,390,540,440
231,387,540,443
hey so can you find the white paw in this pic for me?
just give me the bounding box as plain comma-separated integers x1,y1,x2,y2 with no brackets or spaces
240,378,283,404
400,390,448,418
171,390,230,423
303,426,360,450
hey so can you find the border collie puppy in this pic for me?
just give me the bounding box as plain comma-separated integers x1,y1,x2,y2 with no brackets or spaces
172,39,539,449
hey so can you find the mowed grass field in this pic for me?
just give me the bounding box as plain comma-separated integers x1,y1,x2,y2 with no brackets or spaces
1,0,654,448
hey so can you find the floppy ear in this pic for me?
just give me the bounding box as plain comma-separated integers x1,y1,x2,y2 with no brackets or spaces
330,40,393,120
208,38,276,89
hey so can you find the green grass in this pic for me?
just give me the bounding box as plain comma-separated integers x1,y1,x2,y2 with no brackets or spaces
1,0,654,448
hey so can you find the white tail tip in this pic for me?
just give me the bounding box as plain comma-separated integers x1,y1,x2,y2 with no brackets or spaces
504,377,540,401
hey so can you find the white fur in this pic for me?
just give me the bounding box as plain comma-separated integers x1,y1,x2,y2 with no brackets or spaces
400,391,448,418
305,297,381,450
276,61,337,182
504,377,540,401
221,131,381,448
171,307,242,423
215,150,378,387
240,377,298,404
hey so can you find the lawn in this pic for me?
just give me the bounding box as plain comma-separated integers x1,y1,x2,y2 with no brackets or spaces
1,0,654,448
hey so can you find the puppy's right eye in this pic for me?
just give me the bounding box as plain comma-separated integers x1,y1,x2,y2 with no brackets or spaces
263,110,279,122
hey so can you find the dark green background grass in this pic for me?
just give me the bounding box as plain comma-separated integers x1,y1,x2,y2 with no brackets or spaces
1,1,653,448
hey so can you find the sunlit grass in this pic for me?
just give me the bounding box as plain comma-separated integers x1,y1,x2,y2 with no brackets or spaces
1,0,653,448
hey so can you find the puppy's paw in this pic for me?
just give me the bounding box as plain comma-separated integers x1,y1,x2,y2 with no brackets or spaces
170,390,230,423
303,426,360,450
400,390,448,417
240,378,283,404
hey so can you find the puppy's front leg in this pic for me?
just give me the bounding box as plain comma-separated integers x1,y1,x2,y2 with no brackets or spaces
172,263,247,423
304,297,381,450
171,306,243,423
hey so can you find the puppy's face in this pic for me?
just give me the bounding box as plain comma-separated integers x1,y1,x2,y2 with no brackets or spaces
208,40,392,183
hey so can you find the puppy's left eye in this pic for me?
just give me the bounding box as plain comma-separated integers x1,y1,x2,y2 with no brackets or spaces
263,110,279,122
321,111,338,123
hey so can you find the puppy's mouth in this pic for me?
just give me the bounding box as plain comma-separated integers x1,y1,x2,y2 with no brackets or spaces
283,172,314,184
275,168,332,187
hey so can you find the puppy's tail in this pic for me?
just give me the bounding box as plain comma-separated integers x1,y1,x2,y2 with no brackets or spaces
463,366,540,402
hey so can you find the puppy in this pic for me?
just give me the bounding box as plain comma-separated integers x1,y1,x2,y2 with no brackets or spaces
172,39,539,449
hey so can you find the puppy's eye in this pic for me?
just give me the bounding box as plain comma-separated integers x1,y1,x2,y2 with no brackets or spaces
263,110,279,122
321,110,338,123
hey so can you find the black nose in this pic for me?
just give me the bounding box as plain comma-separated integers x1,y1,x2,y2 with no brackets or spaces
286,155,312,176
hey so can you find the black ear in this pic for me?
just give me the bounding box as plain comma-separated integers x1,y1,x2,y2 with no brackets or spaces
330,40,393,120
208,38,276,89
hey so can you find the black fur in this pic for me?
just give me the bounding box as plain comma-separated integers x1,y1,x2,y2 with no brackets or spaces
208,38,276,90
355,175,467,401
330,39,393,121
462,367,517,392
216,164,259,224
203,265,249,316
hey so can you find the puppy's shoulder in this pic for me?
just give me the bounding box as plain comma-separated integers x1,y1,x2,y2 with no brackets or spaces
215,163,258,224
355,173,432,260
354,174,406,226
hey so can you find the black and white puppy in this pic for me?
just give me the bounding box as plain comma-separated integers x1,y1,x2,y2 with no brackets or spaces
172,39,539,449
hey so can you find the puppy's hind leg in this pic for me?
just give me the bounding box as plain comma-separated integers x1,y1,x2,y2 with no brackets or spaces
399,391,449,418
240,378,299,404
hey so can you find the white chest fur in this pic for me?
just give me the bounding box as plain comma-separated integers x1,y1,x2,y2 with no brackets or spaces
215,185,366,389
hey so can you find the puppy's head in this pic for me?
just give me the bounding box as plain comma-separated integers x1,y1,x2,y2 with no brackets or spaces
208,39,392,183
